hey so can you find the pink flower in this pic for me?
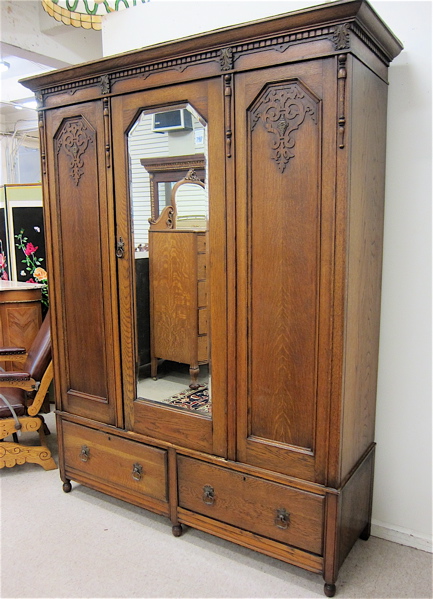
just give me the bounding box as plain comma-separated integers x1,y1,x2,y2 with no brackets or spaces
1,271,8,280
24,242,38,256
26,278,36,284
0,253,5,268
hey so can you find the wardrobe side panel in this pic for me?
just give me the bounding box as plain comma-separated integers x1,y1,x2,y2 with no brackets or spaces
340,57,388,480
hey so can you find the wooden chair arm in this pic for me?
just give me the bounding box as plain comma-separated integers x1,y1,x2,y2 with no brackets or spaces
28,361,54,416
0,372,36,392
0,348,27,363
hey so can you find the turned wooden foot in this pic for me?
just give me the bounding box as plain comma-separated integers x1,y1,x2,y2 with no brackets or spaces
151,357,158,380
359,522,371,540
189,365,200,390
63,480,72,493
172,524,183,537
324,583,336,597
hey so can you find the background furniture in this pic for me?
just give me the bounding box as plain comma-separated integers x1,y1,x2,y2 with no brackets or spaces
140,154,205,221
22,1,402,595
0,281,43,371
149,172,208,389
0,312,56,470
0,184,46,283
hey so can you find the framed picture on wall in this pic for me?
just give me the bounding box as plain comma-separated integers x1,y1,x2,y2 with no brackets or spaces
0,188,9,280
3,184,46,284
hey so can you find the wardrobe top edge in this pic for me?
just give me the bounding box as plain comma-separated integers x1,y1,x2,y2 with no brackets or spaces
20,0,402,93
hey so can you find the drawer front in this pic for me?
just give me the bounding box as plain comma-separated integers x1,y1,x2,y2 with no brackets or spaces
198,336,208,362
197,252,206,280
197,280,207,308
196,233,206,253
178,456,324,554
198,308,208,335
63,421,168,502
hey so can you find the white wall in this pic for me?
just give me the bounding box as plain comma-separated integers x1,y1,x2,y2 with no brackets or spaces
369,1,432,552
102,0,432,552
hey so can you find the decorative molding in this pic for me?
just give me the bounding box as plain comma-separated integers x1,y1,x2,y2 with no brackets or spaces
250,81,318,173
331,23,351,50
234,25,332,56
184,168,201,182
224,74,233,158
220,47,234,71
39,76,102,101
35,20,391,101
111,49,221,83
103,98,111,168
350,22,392,64
38,112,47,176
56,118,95,186
100,74,111,95
148,206,175,229
337,54,347,149
35,91,43,107
140,156,205,174
38,25,335,99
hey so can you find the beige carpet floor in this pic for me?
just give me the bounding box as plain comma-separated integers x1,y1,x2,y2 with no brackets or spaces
1,412,432,599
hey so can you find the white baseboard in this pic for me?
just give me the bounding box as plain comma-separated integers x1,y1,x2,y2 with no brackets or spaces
371,520,433,553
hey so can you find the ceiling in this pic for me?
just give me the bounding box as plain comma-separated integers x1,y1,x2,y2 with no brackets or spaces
0,50,55,133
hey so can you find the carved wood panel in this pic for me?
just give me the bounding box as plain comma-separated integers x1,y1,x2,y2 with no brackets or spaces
50,106,118,425
249,81,318,173
236,64,327,481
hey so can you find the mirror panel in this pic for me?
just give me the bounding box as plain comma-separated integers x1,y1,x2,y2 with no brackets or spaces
127,104,211,417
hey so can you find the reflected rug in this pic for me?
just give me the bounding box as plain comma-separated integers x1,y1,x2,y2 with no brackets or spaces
164,384,211,414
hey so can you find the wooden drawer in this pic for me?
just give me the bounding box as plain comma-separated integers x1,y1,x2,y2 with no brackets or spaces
197,280,207,308
178,456,324,555
196,233,206,253
198,308,208,334
63,421,168,502
197,252,206,280
198,335,208,362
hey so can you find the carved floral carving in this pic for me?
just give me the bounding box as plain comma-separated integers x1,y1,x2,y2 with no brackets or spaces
184,168,200,182
100,74,110,94
220,47,234,71
250,82,318,173
56,119,94,185
332,23,351,50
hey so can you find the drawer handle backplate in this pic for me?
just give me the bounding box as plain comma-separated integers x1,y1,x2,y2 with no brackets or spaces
132,463,143,481
275,508,290,529
80,445,90,462
202,484,215,505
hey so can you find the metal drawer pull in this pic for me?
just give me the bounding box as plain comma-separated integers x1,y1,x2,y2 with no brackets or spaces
80,445,90,462
202,484,215,505
275,508,290,529
132,463,143,481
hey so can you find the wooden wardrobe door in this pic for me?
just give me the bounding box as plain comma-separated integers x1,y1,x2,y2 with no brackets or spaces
44,101,121,426
112,78,227,456
235,59,337,483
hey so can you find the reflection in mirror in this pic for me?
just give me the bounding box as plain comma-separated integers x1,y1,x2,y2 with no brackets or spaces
128,104,211,417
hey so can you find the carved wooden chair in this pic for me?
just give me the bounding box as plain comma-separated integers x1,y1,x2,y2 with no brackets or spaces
0,312,57,470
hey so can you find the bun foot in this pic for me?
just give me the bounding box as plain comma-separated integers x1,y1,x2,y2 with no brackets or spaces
172,524,183,537
63,480,72,493
324,583,336,597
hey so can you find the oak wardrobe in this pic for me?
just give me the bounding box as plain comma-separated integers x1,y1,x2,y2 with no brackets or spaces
22,1,402,595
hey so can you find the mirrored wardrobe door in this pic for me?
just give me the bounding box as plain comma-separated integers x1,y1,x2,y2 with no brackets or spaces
112,79,227,456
